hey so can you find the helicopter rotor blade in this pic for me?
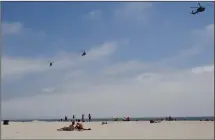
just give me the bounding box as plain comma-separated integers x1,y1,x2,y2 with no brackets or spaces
198,2,201,6
190,7,198,8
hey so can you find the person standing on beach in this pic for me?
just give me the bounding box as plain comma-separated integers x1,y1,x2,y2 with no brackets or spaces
82,114,84,122
73,115,75,121
88,114,91,122
65,116,68,121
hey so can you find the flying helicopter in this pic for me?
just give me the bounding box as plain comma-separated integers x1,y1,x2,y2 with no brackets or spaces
48,61,54,67
81,51,86,56
190,2,210,15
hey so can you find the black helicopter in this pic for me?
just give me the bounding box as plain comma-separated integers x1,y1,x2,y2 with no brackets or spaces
48,61,54,67
81,51,86,56
190,2,209,15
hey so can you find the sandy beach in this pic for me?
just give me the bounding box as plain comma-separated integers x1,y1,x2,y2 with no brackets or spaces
1,121,214,139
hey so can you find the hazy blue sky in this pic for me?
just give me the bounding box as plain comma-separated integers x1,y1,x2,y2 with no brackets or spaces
2,2,214,119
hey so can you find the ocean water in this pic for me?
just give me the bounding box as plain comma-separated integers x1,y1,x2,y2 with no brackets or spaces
8,116,214,122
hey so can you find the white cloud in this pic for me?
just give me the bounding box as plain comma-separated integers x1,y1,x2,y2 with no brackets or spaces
2,22,23,35
156,24,214,67
42,87,55,93
1,41,119,80
1,22,214,119
114,2,152,23
2,53,214,119
105,60,147,75
86,9,103,20
205,24,214,36
191,24,214,46
2,63,214,119
191,65,214,74
87,41,118,59
1,56,48,79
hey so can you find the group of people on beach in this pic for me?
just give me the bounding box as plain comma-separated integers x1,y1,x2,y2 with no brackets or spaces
61,114,92,122
57,119,91,131
79,114,91,122
113,117,131,121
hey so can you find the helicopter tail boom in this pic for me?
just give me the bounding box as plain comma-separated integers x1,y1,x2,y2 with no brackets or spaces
191,10,198,15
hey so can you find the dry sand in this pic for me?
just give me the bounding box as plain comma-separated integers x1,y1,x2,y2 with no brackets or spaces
1,121,214,139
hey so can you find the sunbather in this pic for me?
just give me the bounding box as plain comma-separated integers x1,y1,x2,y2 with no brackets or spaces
101,121,108,125
57,121,75,131
75,120,92,131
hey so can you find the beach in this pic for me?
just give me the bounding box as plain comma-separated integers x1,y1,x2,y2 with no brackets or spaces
1,121,214,139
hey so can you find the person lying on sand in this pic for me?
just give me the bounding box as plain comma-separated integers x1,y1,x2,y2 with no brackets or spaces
123,117,130,121
57,121,75,131
75,120,92,131
101,121,108,125
150,120,162,123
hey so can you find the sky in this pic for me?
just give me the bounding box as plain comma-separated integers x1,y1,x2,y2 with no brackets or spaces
1,1,214,120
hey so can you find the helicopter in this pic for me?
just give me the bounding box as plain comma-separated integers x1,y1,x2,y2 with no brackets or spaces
190,2,210,15
81,51,86,56
48,61,54,67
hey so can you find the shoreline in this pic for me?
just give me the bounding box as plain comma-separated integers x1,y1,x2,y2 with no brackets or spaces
3,116,214,122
